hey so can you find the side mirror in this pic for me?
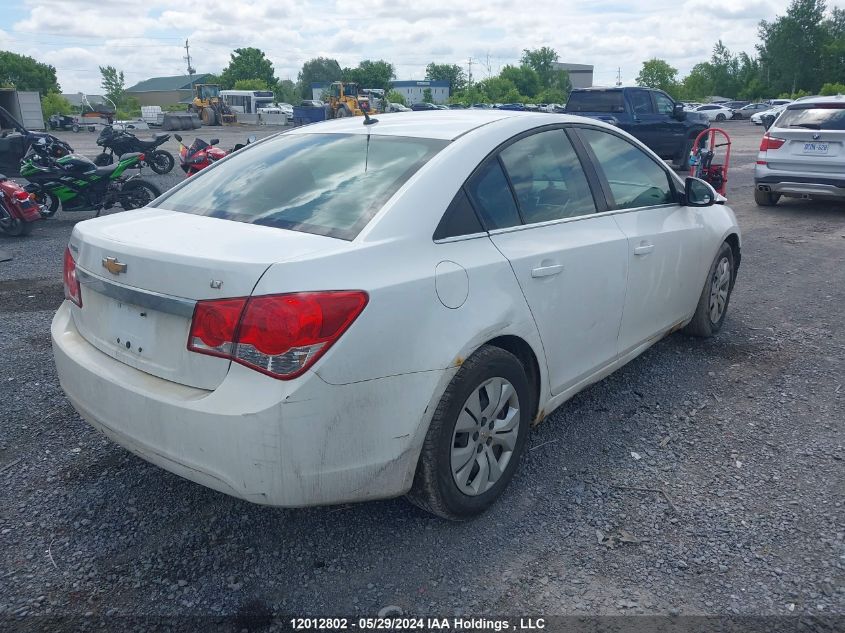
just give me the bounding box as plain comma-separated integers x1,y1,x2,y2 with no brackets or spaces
762,114,776,130
247,135,256,144
684,177,717,207
210,138,220,145
673,104,686,120
174,134,182,141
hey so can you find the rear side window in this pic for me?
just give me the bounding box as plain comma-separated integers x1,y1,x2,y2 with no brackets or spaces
566,91,625,113
578,128,674,210
465,159,521,230
498,129,596,223
777,104,845,130
434,189,483,240
157,133,448,240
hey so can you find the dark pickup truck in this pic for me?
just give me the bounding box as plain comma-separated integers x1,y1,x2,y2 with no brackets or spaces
565,87,709,168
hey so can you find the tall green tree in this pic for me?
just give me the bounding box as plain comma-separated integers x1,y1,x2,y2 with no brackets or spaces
425,63,467,94
476,76,520,102
233,79,269,90
275,79,297,104
520,47,559,88
0,51,60,93
499,64,540,98
99,65,125,106
219,48,277,90
297,57,342,98
342,60,395,91
636,58,678,94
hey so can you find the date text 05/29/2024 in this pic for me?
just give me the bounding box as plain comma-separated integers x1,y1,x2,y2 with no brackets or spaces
290,617,547,631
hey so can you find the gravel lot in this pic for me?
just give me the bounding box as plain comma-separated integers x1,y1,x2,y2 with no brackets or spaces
0,120,843,630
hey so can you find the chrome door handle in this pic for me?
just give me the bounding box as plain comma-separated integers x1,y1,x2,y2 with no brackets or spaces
531,264,564,278
633,243,654,256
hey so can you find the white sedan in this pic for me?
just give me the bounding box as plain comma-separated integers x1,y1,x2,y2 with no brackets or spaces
751,104,787,125
52,111,741,519
691,104,735,122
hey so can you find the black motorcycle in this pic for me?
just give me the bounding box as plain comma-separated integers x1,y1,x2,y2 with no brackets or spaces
94,125,175,174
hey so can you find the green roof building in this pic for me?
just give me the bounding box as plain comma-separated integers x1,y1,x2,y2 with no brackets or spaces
126,74,213,107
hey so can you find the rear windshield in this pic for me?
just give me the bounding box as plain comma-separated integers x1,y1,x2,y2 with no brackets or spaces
157,133,448,240
566,91,625,113
777,104,845,130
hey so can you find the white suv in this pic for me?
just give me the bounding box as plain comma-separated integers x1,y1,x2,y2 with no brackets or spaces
754,95,845,206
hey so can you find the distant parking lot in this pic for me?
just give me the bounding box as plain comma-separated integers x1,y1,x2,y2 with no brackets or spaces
1,118,843,626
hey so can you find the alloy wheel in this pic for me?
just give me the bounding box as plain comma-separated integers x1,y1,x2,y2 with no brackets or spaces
450,377,520,496
708,256,731,323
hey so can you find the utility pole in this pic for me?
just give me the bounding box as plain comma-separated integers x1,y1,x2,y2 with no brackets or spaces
184,39,196,90
616,67,622,87
467,57,474,87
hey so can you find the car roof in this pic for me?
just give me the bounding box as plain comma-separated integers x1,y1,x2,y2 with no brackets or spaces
785,94,845,107
283,110,582,141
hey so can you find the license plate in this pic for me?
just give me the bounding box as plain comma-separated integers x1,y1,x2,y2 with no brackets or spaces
803,142,829,155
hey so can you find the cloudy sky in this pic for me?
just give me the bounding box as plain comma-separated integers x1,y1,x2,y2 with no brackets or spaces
0,0,831,94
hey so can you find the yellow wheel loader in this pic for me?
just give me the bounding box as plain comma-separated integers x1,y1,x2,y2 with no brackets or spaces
188,84,237,126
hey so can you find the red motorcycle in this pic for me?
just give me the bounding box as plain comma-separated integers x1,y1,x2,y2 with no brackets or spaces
0,174,41,236
174,134,256,176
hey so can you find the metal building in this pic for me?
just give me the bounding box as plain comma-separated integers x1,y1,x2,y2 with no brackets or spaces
552,63,594,89
0,90,44,130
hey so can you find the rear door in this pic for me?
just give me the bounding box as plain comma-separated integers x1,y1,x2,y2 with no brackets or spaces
574,126,705,355
472,127,629,396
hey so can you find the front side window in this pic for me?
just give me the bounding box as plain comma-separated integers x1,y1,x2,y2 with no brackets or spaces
157,133,448,240
578,128,674,210
499,129,596,224
654,93,675,115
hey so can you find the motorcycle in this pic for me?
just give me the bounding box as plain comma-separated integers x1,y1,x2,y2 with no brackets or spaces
20,139,162,218
94,125,175,174
174,134,256,176
0,174,41,236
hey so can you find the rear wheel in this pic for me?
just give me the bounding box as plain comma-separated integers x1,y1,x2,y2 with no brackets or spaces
715,113,726,122
684,242,735,338
94,152,113,166
754,189,780,206
120,180,161,210
149,150,175,174
0,216,34,236
407,345,531,520
71,124,80,132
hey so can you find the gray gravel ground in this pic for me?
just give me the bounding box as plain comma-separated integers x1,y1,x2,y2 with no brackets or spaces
0,120,843,630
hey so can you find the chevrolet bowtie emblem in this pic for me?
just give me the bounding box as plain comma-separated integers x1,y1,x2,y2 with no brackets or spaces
102,257,127,275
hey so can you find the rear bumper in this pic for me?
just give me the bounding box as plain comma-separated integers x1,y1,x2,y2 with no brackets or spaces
52,301,448,507
754,173,845,199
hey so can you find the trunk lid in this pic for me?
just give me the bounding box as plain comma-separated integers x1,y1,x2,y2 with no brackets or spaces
68,208,344,389
767,128,844,174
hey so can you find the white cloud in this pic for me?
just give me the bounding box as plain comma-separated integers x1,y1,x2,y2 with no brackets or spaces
3,0,810,93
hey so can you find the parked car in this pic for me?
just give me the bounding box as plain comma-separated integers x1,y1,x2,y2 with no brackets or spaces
53,111,740,520
497,103,527,111
691,104,734,122
751,104,787,125
565,87,709,167
471,103,493,109
410,102,439,111
753,94,845,206
385,102,411,113
257,102,294,120
732,103,770,119
767,99,794,106
434,104,449,110
722,100,749,112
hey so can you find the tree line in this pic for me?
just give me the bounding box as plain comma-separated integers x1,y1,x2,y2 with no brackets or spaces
636,0,844,100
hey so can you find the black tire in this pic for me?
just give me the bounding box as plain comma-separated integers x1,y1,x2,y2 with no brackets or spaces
94,152,113,166
674,137,694,170
149,150,175,175
0,217,35,236
406,345,532,520
71,124,80,132
201,107,217,126
120,180,161,210
715,113,726,122
683,242,735,338
754,189,780,206
34,191,60,217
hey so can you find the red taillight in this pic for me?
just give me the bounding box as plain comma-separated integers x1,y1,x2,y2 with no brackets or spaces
13,190,29,201
62,247,82,307
759,134,786,151
187,291,368,379
138,153,145,162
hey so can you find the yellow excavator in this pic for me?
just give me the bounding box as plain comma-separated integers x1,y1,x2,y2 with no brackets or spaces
188,84,236,126
325,82,374,118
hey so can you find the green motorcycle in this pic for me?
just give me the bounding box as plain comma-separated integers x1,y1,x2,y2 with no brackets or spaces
21,142,161,217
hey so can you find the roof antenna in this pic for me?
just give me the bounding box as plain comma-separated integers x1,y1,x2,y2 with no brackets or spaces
362,110,378,125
